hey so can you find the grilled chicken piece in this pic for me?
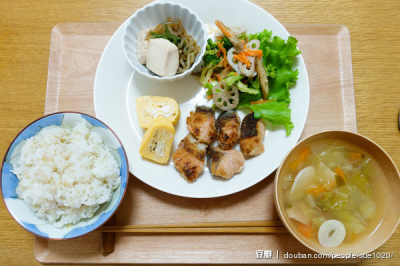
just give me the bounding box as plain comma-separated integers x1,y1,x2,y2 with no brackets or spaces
186,106,217,144
240,112,265,157
172,134,207,182
216,111,241,150
207,146,245,179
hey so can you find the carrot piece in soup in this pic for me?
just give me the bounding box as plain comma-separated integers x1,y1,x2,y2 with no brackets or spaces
297,223,312,238
300,146,311,158
305,184,328,195
290,146,311,171
335,166,346,182
349,152,362,161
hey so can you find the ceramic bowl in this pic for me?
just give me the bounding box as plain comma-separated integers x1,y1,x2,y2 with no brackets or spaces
122,1,207,82
1,112,129,240
274,130,400,254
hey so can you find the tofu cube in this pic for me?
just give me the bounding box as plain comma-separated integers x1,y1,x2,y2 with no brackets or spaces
136,27,154,64
146,38,179,77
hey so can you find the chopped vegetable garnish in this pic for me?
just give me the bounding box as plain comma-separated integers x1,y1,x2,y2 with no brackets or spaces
150,25,181,45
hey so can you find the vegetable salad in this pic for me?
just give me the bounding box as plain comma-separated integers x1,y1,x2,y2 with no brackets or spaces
199,21,301,136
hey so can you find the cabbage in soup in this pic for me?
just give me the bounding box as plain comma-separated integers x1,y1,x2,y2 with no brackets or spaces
282,139,387,247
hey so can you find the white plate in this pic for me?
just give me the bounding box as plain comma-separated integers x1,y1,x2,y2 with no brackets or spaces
94,0,310,198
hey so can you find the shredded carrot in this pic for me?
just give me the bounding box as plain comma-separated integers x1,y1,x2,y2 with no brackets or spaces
243,48,263,58
233,53,251,67
297,223,312,238
206,94,213,101
215,21,231,37
242,55,251,67
217,51,221,57
289,146,311,171
212,73,222,82
349,152,362,161
233,72,237,76
335,166,346,181
250,99,276,105
216,42,227,68
214,59,223,69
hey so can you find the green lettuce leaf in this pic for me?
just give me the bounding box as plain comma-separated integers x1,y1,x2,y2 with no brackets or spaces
251,76,260,90
262,35,301,103
245,30,301,135
237,91,262,109
268,68,299,102
249,29,272,43
250,101,294,136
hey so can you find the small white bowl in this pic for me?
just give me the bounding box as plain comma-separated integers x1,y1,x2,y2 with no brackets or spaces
122,1,207,82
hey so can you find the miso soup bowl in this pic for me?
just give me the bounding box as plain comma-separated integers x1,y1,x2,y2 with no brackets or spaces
274,130,400,255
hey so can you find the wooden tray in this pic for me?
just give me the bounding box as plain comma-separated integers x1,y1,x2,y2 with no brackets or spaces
35,23,357,264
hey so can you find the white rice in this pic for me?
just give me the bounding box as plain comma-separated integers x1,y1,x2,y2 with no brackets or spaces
11,120,121,228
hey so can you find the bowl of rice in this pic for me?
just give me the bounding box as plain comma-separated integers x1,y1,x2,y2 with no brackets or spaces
0,112,129,239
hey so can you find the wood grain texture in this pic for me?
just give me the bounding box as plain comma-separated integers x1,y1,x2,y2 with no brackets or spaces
0,0,399,265
33,23,365,264
98,215,116,255
21,23,360,264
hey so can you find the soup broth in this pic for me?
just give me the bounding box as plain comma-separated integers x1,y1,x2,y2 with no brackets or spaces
281,138,388,247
